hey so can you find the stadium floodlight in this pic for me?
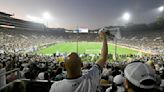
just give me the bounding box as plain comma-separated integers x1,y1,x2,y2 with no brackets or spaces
158,6,164,12
122,12,131,21
42,12,52,20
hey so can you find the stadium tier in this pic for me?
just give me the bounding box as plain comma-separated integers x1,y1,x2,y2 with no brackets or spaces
0,11,164,54
0,3,164,92
0,11,45,31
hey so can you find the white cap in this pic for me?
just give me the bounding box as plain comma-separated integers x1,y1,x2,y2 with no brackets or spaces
124,62,156,89
38,72,44,80
113,75,125,85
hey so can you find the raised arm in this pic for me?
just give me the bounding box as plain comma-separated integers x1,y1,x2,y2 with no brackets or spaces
96,31,108,68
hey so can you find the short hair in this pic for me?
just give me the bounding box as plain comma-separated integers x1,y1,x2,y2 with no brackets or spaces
64,52,81,74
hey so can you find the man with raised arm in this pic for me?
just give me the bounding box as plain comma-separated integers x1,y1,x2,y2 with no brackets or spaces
49,31,108,92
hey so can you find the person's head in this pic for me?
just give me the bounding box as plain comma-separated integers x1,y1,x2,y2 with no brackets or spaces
44,72,49,80
56,67,63,75
113,75,125,86
146,60,155,70
24,71,36,80
64,52,82,78
124,61,156,92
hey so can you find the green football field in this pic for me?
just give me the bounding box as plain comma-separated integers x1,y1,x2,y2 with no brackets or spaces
36,42,141,55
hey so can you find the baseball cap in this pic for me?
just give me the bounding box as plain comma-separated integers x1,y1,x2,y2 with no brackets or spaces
124,62,156,89
38,72,45,80
113,75,125,85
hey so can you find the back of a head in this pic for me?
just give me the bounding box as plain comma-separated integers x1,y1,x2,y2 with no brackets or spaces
64,52,82,75
113,75,125,85
146,60,155,69
124,61,156,91
56,67,63,74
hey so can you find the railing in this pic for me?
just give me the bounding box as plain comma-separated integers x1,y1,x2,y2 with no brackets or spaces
0,68,20,90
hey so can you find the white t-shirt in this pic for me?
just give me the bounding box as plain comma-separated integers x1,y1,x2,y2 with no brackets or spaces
0,68,6,88
49,64,102,92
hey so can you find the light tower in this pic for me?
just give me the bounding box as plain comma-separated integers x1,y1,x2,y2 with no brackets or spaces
42,12,52,28
158,6,164,18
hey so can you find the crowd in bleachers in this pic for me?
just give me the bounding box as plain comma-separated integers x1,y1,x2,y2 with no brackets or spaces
118,30,164,54
0,51,164,92
1,26,163,55
0,27,99,54
0,27,164,92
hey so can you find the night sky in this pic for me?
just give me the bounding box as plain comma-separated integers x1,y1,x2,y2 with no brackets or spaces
0,0,163,29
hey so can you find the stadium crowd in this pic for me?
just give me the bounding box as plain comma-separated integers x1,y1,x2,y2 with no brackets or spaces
0,7,164,91
1,52,164,91
0,26,164,55
117,29,164,54
0,29,164,92
0,27,99,54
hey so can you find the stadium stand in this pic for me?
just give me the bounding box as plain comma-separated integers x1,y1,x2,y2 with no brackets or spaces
0,11,164,92
0,11,45,30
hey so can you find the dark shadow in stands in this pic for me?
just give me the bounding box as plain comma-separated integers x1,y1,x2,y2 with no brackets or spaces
25,80,53,92
0,79,53,92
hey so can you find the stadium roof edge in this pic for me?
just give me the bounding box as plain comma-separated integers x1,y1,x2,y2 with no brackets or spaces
0,11,13,17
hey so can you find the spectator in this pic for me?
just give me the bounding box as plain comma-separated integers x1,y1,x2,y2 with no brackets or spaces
111,66,121,77
49,31,108,92
52,67,65,81
106,74,125,92
146,60,155,70
0,56,15,88
124,61,158,92
38,72,45,80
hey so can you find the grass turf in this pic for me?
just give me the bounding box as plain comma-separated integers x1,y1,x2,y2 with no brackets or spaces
36,42,140,55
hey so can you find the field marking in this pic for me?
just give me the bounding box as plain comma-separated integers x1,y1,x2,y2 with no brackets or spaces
110,43,154,55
